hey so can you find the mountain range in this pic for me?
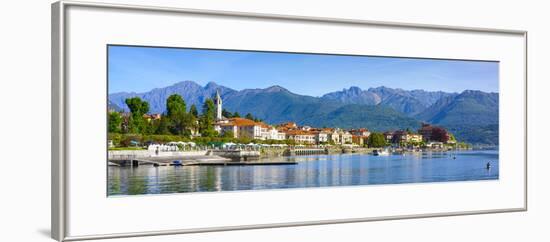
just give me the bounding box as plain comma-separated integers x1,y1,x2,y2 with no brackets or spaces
109,81,499,145
322,86,456,116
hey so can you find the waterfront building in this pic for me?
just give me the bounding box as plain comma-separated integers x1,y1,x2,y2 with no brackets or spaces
312,130,329,144
285,130,316,144
260,124,285,140
216,117,261,139
325,128,341,144
384,131,395,142
275,129,286,140
216,117,285,140
350,128,370,137
261,126,277,140
340,131,353,144
391,130,408,144
426,141,444,148
216,119,239,138
352,135,368,146
407,134,423,143
236,119,262,139
323,128,352,145
391,130,423,144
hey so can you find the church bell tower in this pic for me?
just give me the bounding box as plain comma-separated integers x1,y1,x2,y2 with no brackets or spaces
215,89,222,120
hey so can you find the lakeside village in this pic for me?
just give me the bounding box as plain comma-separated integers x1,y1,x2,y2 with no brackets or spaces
108,91,470,166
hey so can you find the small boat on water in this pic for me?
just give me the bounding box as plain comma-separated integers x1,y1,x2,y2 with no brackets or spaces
373,149,390,156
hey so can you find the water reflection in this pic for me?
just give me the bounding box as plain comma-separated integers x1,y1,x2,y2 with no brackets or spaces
108,150,499,196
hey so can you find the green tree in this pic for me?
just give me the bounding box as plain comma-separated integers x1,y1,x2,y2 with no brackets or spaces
233,112,241,118
221,130,235,138
189,104,199,118
245,113,254,120
367,132,387,148
126,115,140,134
222,109,233,118
180,113,194,137
166,94,186,118
142,120,155,135
154,116,170,135
166,94,191,135
125,97,149,116
125,97,149,133
199,98,217,137
108,112,123,133
449,133,456,141
188,104,200,136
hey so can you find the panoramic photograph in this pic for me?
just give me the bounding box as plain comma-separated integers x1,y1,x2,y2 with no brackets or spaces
107,45,499,196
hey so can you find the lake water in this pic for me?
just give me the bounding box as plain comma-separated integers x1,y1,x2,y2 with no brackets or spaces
108,150,498,196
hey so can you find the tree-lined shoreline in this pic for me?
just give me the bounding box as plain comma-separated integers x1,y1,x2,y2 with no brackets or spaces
108,93,471,151
109,81,499,145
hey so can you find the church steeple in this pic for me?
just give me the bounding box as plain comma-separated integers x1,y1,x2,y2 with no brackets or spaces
215,89,222,120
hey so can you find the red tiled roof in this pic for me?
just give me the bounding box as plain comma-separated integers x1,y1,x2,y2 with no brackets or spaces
220,117,260,127
278,122,297,128
257,122,271,129
284,130,315,136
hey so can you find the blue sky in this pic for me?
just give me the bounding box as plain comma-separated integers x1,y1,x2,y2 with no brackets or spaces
108,45,499,96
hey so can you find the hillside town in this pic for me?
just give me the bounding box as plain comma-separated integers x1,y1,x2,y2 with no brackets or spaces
213,91,455,147
109,90,460,150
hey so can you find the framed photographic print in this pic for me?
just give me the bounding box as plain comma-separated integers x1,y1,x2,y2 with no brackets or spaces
51,1,527,241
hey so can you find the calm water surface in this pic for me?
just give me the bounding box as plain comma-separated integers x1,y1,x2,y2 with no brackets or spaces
108,150,498,196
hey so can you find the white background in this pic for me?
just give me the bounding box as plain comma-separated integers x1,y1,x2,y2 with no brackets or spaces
64,3,525,237
0,0,547,241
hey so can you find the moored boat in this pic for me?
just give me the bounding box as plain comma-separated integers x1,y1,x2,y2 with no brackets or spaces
373,149,390,156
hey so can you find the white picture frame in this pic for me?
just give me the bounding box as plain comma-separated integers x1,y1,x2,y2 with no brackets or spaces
51,1,527,241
